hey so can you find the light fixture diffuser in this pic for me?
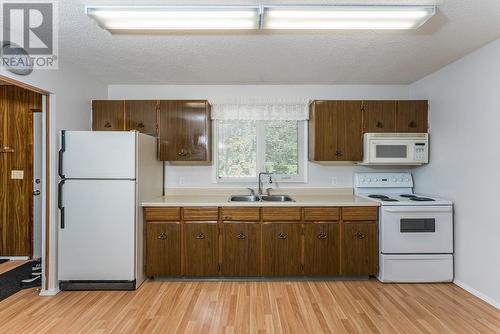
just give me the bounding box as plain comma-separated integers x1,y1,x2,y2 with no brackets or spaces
262,6,436,30
86,6,261,32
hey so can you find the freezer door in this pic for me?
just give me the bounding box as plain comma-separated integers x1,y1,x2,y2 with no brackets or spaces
60,131,136,179
58,179,136,281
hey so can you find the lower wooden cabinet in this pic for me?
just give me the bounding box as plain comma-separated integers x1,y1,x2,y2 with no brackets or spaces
262,222,302,276
145,222,181,277
221,221,260,276
342,222,378,276
304,222,341,276
183,221,219,276
144,206,378,278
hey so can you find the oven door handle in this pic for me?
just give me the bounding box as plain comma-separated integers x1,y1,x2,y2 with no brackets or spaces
384,207,452,213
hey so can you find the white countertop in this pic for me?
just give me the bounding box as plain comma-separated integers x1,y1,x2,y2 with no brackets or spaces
141,194,379,207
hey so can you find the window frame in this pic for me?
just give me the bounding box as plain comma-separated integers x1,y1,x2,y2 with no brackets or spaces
213,119,308,183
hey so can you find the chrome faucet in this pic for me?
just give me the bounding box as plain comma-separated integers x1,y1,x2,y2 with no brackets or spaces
258,172,274,196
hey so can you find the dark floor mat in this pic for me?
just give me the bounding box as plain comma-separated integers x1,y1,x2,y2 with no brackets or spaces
0,261,38,301
0,259,8,265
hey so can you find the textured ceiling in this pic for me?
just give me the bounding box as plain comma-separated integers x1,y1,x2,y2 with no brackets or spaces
59,0,500,84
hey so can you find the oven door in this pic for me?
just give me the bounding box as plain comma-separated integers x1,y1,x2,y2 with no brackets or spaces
380,206,453,254
368,140,413,164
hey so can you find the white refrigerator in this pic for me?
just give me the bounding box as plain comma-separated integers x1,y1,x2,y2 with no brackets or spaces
58,131,162,290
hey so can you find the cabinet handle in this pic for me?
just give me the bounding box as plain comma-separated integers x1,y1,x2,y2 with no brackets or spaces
376,121,384,128
356,232,365,240
157,232,167,240
318,232,328,240
137,122,145,128
223,216,231,220
236,233,247,240
178,149,188,156
196,233,205,240
335,150,343,157
104,121,112,128
408,121,417,128
278,232,287,240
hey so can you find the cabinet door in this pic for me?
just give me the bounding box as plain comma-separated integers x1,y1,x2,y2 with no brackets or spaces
396,100,428,133
125,100,158,135
337,101,363,161
222,221,260,276
158,100,211,162
183,221,218,276
145,222,181,277
309,101,339,161
92,100,125,131
342,222,378,276
262,222,302,276
304,222,340,276
362,101,397,133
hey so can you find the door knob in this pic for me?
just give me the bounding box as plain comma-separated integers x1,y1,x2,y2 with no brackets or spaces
33,190,41,196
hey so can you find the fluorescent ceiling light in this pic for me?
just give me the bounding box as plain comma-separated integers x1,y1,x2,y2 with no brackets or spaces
86,6,261,31
262,6,436,30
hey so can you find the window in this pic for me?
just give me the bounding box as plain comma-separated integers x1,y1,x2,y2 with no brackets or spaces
216,120,306,182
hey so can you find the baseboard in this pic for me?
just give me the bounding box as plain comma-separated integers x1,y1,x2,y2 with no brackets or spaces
38,287,60,296
454,279,500,310
0,256,29,260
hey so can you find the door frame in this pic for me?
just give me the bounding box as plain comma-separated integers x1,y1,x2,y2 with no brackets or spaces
0,74,52,292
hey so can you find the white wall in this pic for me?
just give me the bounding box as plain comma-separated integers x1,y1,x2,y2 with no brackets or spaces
410,39,500,309
109,84,409,189
1,59,107,294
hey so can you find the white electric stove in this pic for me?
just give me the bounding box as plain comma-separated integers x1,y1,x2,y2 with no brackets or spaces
354,172,454,283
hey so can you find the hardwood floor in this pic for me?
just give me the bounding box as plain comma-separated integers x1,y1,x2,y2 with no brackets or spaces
0,260,28,275
0,279,499,333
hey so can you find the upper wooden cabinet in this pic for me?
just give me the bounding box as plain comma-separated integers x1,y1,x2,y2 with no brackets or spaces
362,100,397,133
158,100,212,162
309,100,363,162
125,100,158,135
91,100,125,131
396,100,428,133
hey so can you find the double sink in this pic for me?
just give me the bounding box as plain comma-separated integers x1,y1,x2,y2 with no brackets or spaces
229,195,295,202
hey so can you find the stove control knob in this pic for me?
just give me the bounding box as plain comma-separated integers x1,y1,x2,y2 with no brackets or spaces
367,178,371,182
392,178,397,182
405,178,410,182
360,178,366,182
373,178,378,182
399,178,403,182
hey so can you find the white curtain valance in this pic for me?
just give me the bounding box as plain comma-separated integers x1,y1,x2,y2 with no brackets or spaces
211,101,309,121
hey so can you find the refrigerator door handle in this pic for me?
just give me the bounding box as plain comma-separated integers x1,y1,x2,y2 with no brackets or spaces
58,180,65,229
59,130,66,179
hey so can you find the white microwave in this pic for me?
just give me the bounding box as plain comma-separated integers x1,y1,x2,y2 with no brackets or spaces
361,133,429,165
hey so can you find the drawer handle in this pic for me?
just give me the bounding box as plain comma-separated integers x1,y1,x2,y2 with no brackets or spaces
278,232,287,240
318,232,328,240
408,121,417,128
157,232,167,240
376,121,384,128
104,121,112,128
356,232,365,240
196,233,205,240
223,216,231,220
137,122,145,128
236,233,247,240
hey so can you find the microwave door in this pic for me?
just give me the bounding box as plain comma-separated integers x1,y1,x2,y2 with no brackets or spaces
371,141,411,163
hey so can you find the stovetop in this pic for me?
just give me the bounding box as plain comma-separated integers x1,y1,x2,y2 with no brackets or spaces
359,193,452,206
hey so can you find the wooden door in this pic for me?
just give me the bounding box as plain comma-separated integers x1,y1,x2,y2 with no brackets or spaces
362,101,397,133
304,222,340,276
145,221,181,277
91,100,125,131
222,221,260,276
158,100,211,162
396,100,428,133
337,101,363,161
125,100,158,135
183,221,218,276
262,222,302,276
0,86,41,256
342,222,378,276
309,101,339,161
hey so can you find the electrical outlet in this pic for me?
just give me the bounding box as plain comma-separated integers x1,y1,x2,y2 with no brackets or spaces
331,176,338,186
11,170,24,180
178,176,186,185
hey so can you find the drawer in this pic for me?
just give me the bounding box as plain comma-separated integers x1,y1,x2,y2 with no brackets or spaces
303,207,340,221
221,207,260,221
262,207,301,221
144,207,181,221
183,207,219,221
342,207,378,221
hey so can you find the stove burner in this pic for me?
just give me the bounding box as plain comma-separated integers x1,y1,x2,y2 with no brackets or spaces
410,197,436,202
368,194,399,202
382,198,399,202
399,194,417,198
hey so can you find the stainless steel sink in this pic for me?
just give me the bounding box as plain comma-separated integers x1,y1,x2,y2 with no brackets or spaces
229,195,261,202
260,195,295,202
